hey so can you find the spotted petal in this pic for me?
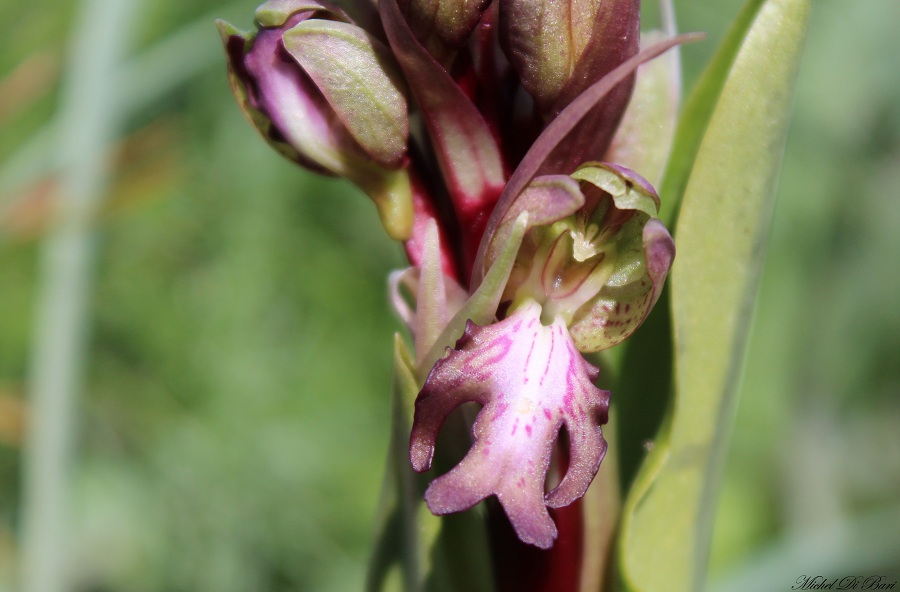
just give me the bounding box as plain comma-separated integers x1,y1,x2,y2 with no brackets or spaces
567,216,674,352
410,301,610,549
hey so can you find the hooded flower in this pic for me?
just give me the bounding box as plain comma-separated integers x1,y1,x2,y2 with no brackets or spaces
407,162,673,548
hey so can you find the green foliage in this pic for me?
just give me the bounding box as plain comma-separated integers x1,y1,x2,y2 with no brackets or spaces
618,1,811,590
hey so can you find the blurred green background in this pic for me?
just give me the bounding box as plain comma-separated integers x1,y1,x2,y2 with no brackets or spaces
0,0,897,590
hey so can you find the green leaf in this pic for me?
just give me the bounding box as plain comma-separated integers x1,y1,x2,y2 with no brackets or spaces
606,29,681,188
657,0,764,227
367,335,433,592
616,0,811,590
367,338,496,592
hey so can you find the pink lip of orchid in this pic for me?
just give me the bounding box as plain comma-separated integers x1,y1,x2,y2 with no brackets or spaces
410,300,610,549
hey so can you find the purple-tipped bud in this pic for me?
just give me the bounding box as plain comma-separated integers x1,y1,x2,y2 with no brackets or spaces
397,0,493,60
499,0,641,172
217,0,414,239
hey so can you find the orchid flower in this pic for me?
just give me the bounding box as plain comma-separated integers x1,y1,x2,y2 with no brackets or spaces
219,0,811,587
404,162,674,549
221,0,682,548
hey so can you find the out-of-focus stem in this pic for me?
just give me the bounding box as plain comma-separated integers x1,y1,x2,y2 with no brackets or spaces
18,1,136,591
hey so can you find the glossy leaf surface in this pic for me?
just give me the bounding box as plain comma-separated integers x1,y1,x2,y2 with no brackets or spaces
657,0,764,226
617,0,811,590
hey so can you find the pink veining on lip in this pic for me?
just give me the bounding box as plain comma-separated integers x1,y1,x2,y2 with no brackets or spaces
410,301,610,549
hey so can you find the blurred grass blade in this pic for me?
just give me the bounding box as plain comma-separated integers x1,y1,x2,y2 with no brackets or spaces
617,0,811,590
711,503,900,592
18,0,138,590
0,2,249,203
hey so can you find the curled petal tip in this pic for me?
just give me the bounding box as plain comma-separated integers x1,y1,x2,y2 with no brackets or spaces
423,465,491,515
643,218,676,282
409,437,435,473
254,0,346,28
546,428,607,508
598,162,660,205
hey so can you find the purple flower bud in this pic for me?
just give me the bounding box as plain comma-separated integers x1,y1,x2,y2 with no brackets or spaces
397,0,493,60
217,0,414,239
499,0,641,172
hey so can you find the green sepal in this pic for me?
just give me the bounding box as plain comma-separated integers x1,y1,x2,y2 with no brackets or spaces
282,19,409,169
419,212,529,379
214,18,249,44
254,0,347,28
350,167,414,243
480,174,584,283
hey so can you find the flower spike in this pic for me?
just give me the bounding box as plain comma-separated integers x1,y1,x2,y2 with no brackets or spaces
219,0,693,556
